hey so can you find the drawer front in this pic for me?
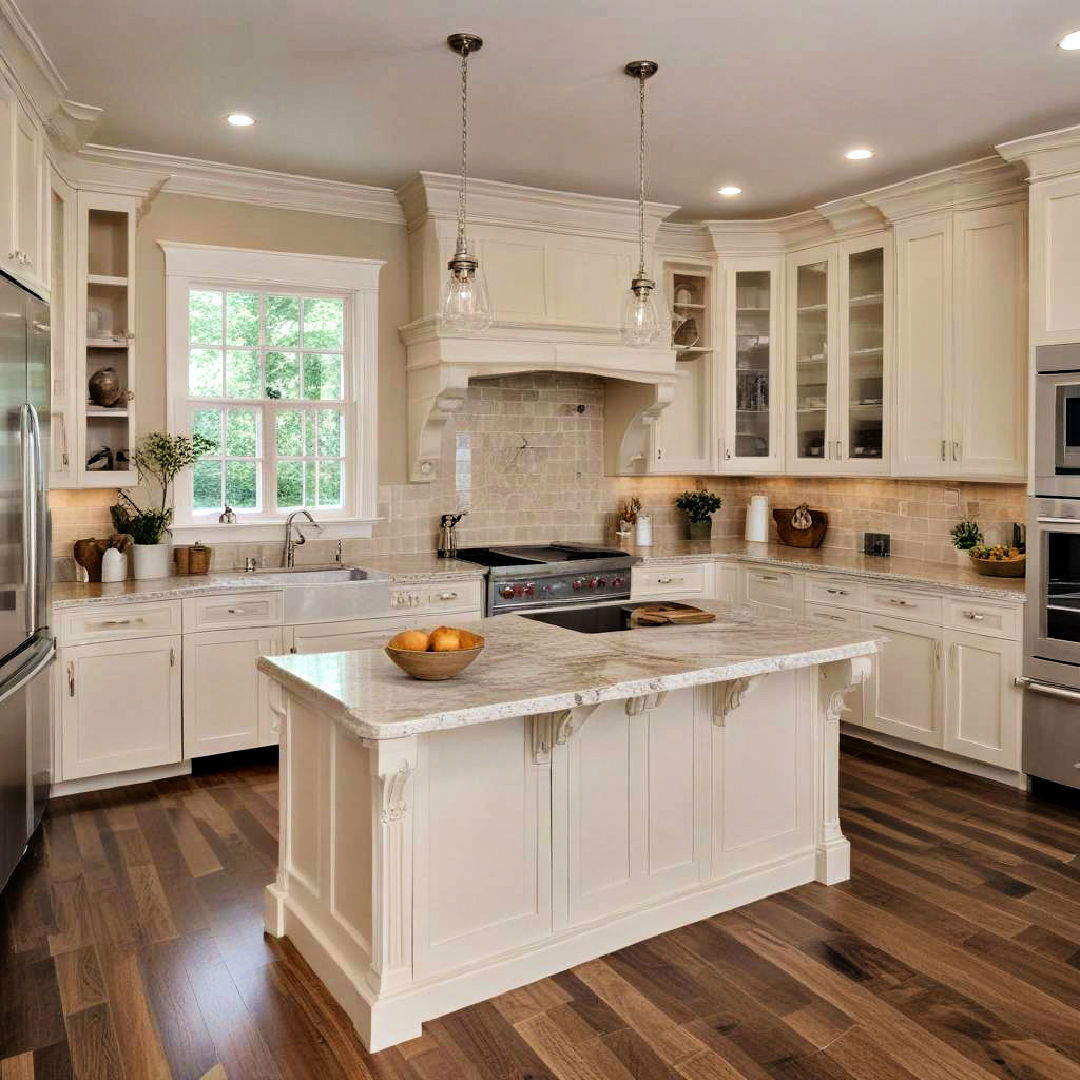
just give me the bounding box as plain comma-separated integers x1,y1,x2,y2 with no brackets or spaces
390,579,485,615
631,562,709,599
805,602,863,628
1022,686,1080,787
182,591,283,632
59,601,182,644
744,567,804,612
942,597,1021,640
805,575,865,609
863,584,942,623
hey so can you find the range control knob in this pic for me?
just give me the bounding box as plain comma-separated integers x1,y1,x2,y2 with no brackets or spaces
524,582,536,597
572,578,585,591
500,584,516,599
611,575,625,588
596,576,607,587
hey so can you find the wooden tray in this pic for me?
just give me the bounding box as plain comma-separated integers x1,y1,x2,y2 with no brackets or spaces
630,602,716,626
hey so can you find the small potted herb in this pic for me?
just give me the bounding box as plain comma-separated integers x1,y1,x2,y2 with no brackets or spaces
111,431,215,580
950,519,983,564
675,489,722,543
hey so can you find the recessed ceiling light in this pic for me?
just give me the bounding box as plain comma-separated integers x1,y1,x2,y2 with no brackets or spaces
717,186,742,197
226,113,255,127
1059,30,1080,49
845,148,874,160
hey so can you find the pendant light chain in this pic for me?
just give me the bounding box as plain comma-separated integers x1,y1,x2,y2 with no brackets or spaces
457,40,470,256
637,70,647,279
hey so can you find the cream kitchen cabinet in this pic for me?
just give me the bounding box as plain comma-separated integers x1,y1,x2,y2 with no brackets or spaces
650,354,713,473
287,614,416,654
785,235,890,476
718,258,785,473
741,565,805,616
943,630,1022,769
631,560,713,602
183,626,284,758
0,76,45,296
59,636,182,780
893,203,1025,480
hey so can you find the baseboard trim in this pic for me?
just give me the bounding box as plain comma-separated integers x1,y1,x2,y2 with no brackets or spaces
840,724,1025,788
51,760,192,797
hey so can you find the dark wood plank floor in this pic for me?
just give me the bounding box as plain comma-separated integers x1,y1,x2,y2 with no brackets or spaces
3,739,1080,1080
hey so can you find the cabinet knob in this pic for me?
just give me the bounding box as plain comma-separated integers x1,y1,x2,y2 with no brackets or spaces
438,592,458,601
962,611,984,621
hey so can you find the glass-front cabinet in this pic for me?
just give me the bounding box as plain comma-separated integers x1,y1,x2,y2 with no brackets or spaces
785,234,890,474
718,258,783,472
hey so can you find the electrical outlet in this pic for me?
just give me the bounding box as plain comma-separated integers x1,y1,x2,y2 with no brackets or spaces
944,487,960,508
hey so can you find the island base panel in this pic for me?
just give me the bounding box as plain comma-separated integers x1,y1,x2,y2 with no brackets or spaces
266,660,865,1052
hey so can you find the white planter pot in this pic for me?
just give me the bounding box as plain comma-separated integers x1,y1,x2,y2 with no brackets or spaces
132,542,173,580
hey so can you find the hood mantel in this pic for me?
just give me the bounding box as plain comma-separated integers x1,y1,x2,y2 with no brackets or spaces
397,172,681,482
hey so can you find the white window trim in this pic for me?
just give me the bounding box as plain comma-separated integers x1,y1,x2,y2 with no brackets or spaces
161,241,384,542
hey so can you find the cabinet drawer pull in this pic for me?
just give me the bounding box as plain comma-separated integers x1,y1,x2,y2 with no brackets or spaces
437,592,458,601
825,588,848,596
886,598,912,607
759,574,781,582
97,617,142,627
170,647,175,667
941,439,947,461
226,608,246,615
67,660,75,697
961,610,985,621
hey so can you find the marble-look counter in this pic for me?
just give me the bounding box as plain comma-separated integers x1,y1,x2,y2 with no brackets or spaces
52,556,486,609
623,539,1026,601
258,600,884,741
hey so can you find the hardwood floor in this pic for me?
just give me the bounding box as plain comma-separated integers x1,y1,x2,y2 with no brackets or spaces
2,739,1079,1080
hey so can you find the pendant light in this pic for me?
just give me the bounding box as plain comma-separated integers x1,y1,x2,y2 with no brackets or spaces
441,32,493,333
620,60,661,347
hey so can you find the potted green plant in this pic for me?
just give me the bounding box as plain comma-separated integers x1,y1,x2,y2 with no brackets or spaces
675,489,722,543
950,519,983,564
111,431,215,580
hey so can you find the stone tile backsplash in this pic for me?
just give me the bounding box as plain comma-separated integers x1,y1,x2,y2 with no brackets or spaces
50,372,1025,577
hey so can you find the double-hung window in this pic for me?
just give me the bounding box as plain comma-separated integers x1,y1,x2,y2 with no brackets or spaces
162,243,382,535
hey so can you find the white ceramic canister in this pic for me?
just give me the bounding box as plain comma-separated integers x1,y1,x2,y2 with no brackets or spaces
745,494,770,543
100,547,127,582
132,542,173,581
635,513,653,547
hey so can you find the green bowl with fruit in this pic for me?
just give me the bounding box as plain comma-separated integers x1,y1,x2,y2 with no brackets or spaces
968,544,1025,578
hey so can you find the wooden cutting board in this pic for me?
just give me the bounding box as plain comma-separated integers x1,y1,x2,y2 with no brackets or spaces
629,602,717,626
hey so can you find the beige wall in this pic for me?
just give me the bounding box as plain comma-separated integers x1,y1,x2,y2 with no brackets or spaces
134,192,411,484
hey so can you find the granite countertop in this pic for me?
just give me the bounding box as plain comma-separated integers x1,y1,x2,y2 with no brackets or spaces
623,539,1027,601
53,555,486,609
258,600,884,741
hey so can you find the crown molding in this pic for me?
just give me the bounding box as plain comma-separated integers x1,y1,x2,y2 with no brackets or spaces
860,155,1025,221
997,122,1080,183
0,0,64,102
64,144,406,225
654,221,713,257
397,171,679,240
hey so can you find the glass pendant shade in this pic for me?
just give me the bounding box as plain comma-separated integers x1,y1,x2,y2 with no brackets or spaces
441,257,492,332
620,280,661,346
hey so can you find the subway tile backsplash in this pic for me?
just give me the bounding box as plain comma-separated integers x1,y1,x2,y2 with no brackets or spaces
50,372,1024,577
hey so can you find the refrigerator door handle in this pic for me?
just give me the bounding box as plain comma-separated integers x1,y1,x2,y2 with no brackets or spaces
0,638,53,708
20,404,36,639
22,403,45,634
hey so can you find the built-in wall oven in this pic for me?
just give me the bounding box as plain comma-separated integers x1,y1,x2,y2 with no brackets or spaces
1023,497,1080,789
1034,343,1080,498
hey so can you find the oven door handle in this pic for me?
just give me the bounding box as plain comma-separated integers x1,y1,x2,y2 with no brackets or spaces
1015,676,1080,704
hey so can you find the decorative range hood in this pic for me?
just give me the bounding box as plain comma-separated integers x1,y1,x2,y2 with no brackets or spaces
397,172,680,481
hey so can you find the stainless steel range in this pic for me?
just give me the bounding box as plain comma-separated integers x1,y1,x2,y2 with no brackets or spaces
456,543,640,616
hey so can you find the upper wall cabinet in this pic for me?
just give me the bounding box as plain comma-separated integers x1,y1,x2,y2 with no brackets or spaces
784,233,890,476
893,203,1025,481
717,257,784,473
0,75,46,297
1027,172,1080,346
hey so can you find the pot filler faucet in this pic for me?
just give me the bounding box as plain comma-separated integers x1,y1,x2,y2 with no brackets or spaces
284,509,323,566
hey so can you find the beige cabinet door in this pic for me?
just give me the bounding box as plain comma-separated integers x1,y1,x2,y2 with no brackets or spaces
564,690,708,926
183,627,283,758
1029,171,1080,346
860,615,943,748
943,630,1021,769
60,637,181,780
951,204,1026,479
651,354,714,473
893,214,953,477
11,100,41,290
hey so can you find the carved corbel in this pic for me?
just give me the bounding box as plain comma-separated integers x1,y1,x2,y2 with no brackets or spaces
711,676,762,727
530,704,600,763
405,355,471,482
380,760,412,823
820,655,873,724
624,691,668,717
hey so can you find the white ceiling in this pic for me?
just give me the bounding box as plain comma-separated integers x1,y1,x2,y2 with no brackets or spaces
20,0,1080,220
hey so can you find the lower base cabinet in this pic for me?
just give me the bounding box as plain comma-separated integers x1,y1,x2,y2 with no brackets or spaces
59,636,182,780
183,627,284,758
942,630,1021,769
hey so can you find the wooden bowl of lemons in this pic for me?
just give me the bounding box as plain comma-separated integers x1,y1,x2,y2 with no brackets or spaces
385,626,486,680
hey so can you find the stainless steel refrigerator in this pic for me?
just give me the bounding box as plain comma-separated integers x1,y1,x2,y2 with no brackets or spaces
0,273,52,894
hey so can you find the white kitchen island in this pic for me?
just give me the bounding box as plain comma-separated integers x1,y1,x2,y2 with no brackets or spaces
258,601,883,1051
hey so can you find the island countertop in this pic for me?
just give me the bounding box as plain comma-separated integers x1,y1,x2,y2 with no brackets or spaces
258,599,884,741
